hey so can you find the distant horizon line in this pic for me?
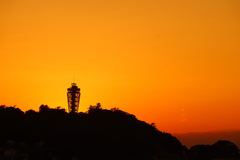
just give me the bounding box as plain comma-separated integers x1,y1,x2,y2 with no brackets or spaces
172,128,240,134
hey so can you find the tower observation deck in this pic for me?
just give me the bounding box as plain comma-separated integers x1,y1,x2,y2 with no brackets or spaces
67,83,81,113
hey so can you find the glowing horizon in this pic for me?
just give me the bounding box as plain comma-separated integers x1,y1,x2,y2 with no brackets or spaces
1,0,240,134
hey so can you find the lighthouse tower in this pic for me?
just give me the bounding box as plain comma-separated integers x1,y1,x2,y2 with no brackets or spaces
67,83,81,113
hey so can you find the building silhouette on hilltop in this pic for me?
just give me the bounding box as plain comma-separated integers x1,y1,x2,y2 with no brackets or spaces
67,83,81,113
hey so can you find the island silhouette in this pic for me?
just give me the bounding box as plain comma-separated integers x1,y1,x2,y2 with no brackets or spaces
0,104,239,160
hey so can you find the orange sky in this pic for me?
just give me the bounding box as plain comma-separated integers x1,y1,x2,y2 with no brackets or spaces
1,0,240,133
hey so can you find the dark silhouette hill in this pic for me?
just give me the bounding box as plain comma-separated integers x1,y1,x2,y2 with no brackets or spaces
0,104,186,160
1,104,239,160
187,140,240,160
173,130,240,149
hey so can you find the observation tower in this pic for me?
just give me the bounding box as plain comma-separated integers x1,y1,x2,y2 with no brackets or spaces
67,83,81,113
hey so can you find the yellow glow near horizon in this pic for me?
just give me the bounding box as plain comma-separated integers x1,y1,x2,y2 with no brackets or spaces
1,0,240,133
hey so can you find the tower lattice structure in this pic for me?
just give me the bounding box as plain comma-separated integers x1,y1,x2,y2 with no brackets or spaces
67,83,81,113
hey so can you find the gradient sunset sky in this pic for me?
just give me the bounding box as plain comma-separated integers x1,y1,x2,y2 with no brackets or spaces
1,0,240,133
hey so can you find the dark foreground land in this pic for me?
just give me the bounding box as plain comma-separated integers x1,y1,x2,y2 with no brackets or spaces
0,104,239,160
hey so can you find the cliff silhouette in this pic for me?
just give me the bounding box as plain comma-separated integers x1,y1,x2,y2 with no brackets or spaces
0,104,239,160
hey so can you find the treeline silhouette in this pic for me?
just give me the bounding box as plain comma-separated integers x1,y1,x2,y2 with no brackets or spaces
0,104,239,160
